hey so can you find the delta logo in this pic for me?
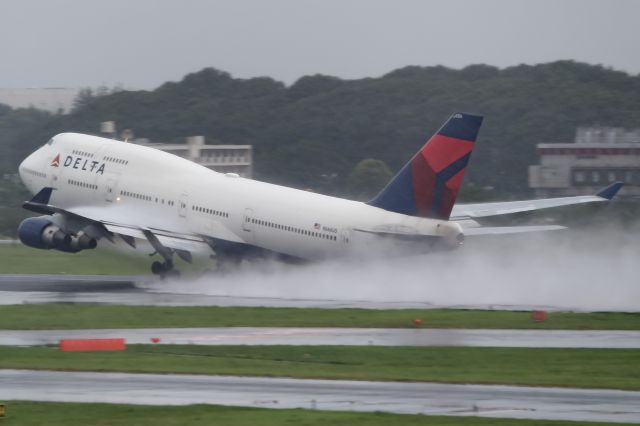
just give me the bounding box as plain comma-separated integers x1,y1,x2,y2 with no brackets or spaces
51,154,60,167
63,155,106,174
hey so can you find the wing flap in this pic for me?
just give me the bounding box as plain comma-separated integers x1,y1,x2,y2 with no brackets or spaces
155,234,208,252
103,223,208,252
102,223,223,253
102,223,146,240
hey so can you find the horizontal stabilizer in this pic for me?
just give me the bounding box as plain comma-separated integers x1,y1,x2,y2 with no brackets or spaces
464,225,566,236
452,182,624,220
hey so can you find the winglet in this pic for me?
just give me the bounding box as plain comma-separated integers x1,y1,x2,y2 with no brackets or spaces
28,187,54,205
596,181,624,200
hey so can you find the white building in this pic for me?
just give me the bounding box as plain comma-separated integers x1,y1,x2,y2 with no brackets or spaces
529,127,640,197
133,135,253,178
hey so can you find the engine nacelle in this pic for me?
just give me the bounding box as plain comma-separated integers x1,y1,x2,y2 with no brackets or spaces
437,221,465,250
18,217,97,253
68,232,98,252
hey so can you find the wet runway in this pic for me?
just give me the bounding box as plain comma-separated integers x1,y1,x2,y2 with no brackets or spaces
2,273,639,423
0,274,463,309
2,327,640,348
0,274,476,309
1,369,639,423
0,274,627,311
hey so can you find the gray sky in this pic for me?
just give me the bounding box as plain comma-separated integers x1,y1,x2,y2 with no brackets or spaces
1,0,638,89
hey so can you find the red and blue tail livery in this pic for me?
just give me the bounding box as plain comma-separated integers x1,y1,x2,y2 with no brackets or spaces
368,112,483,220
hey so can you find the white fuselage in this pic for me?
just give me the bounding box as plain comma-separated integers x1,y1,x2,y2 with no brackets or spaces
19,133,461,260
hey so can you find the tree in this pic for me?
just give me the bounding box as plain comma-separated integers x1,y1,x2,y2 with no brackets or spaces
347,159,393,200
71,88,94,112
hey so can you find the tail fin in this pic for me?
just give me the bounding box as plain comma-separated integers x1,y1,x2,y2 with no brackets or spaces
368,112,483,220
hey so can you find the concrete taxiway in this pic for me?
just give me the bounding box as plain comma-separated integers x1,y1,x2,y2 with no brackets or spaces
1,369,639,423
1,327,640,348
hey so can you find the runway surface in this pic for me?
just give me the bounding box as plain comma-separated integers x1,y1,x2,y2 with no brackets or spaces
2,272,639,423
2,327,640,348
3,274,635,311
0,274,430,308
1,369,639,423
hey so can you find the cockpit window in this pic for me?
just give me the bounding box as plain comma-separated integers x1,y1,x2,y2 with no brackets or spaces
46,138,54,146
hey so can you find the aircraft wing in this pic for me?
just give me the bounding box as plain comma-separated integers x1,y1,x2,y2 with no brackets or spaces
451,182,623,220
22,187,244,254
100,222,211,252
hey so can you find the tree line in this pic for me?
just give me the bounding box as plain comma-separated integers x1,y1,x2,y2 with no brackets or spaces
1,60,639,236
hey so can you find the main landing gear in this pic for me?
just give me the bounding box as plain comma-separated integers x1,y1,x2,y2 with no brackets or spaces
151,259,179,277
142,230,182,279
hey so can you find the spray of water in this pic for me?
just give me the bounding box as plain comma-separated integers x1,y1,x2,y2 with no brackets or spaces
146,224,640,312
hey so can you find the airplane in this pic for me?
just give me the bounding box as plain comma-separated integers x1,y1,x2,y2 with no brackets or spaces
17,112,623,276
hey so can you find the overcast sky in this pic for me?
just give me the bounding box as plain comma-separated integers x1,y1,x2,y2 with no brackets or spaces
1,0,638,89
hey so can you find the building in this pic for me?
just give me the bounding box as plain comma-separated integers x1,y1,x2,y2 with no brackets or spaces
133,135,253,178
529,127,640,197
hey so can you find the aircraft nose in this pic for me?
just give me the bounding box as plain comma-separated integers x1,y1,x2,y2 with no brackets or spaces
18,155,30,182
18,151,41,190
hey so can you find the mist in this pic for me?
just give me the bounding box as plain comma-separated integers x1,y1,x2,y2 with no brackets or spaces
148,225,640,312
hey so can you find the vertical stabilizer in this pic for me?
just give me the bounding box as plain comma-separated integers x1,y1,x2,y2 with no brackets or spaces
368,112,483,220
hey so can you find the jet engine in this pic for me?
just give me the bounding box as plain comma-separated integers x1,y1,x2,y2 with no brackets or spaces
18,217,97,253
437,221,465,250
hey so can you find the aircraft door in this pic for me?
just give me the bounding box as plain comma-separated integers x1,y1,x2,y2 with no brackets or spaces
179,193,188,218
340,228,350,245
242,208,253,232
105,178,116,202
242,208,255,244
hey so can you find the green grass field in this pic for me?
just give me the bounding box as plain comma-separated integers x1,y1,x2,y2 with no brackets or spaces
1,345,638,390
0,243,152,275
0,401,622,426
0,242,216,275
1,304,639,330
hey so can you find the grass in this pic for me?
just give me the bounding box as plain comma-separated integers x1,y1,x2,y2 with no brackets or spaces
0,304,639,330
0,401,624,426
0,243,213,275
0,243,152,275
1,345,638,390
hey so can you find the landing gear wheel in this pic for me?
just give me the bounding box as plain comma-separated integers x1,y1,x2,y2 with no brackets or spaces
151,260,179,278
151,261,165,275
